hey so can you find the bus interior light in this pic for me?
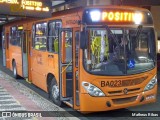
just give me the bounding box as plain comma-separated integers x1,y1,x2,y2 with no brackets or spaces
144,75,157,91
82,81,105,97
90,10,101,22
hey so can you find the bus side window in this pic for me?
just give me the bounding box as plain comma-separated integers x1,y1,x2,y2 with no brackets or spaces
34,22,47,51
47,20,62,53
65,31,72,63
34,37,47,50
32,24,35,48
75,31,80,67
17,30,22,47
10,26,17,46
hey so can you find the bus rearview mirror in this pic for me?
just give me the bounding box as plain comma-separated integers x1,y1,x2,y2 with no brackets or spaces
80,31,87,49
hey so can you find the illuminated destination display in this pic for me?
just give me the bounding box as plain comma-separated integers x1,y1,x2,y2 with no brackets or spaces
0,0,19,4
90,10,143,24
0,0,49,12
102,12,143,22
81,7,156,25
21,0,42,7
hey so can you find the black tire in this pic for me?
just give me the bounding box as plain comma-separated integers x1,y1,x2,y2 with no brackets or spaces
12,61,18,79
49,78,64,107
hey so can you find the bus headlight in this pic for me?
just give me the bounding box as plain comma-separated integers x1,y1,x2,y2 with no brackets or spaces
82,82,105,97
144,75,157,91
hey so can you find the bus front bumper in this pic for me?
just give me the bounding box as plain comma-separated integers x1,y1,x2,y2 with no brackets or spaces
79,85,157,112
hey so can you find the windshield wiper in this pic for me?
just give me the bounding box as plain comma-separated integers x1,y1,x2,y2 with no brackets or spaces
135,25,143,41
105,25,120,48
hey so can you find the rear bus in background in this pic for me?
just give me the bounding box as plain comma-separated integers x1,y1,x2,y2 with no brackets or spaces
3,19,35,79
2,6,157,113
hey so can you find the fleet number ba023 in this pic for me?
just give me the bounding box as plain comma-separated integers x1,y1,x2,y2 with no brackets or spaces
101,80,122,87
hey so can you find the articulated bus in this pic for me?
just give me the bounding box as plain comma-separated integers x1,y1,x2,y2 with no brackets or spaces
2,6,157,112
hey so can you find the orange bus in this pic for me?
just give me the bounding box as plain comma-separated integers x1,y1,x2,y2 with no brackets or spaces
3,18,37,78
3,6,157,112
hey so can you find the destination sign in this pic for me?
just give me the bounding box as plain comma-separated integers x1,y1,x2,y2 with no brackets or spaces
82,8,153,25
101,12,143,22
0,0,49,12
0,0,51,17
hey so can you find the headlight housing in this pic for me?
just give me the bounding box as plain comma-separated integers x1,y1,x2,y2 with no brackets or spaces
144,75,157,91
82,81,105,97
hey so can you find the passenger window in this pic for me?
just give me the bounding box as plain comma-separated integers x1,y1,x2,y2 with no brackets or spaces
75,31,80,67
64,31,72,63
10,26,22,47
17,30,22,46
34,37,47,50
47,20,62,53
34,22,47,51
32,24,35,48
10,26,17,45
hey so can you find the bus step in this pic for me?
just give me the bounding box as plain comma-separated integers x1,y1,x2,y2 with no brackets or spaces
64,97,73,104
63,97,72,101
61,97,70,101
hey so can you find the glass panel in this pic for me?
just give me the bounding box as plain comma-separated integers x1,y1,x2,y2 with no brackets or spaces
10,26,22,47
34,22,47,51
75,31,80,67
35,22,47,36
47,21,61,53
34,37,46,51
32,25,35,47
83,27,155,75
10,26,17,45
17,30,22,46
23,32,27,53
61,30,72,63
2,32,5,49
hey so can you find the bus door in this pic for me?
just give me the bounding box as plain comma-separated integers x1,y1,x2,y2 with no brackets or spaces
2,31,6,66
5,32,10,69
22,30,30,78
59,28,80,109
59,28,73,104
72,28,80,109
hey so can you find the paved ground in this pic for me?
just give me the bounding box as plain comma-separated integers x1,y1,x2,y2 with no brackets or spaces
0,70,80,120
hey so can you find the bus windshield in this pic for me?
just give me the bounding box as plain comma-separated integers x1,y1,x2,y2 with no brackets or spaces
83,26,156,75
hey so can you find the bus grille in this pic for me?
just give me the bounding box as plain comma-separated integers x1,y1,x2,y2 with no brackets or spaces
108,88,140,96
112,96,137,104
121,76,148,86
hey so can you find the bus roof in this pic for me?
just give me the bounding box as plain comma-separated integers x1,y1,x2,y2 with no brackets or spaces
3,5,152,27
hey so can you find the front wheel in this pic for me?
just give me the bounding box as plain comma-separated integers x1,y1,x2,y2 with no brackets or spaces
49,78,64,107
12,61,19,79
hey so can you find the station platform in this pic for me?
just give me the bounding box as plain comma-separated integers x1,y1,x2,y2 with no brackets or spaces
0,70,79,120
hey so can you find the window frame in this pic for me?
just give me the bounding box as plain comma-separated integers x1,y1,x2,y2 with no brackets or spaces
10,26,23,47
47,19,62,53
33,21,47,51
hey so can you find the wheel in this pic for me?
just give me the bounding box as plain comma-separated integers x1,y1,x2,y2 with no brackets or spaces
49,78,64,107
12,61,18,79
